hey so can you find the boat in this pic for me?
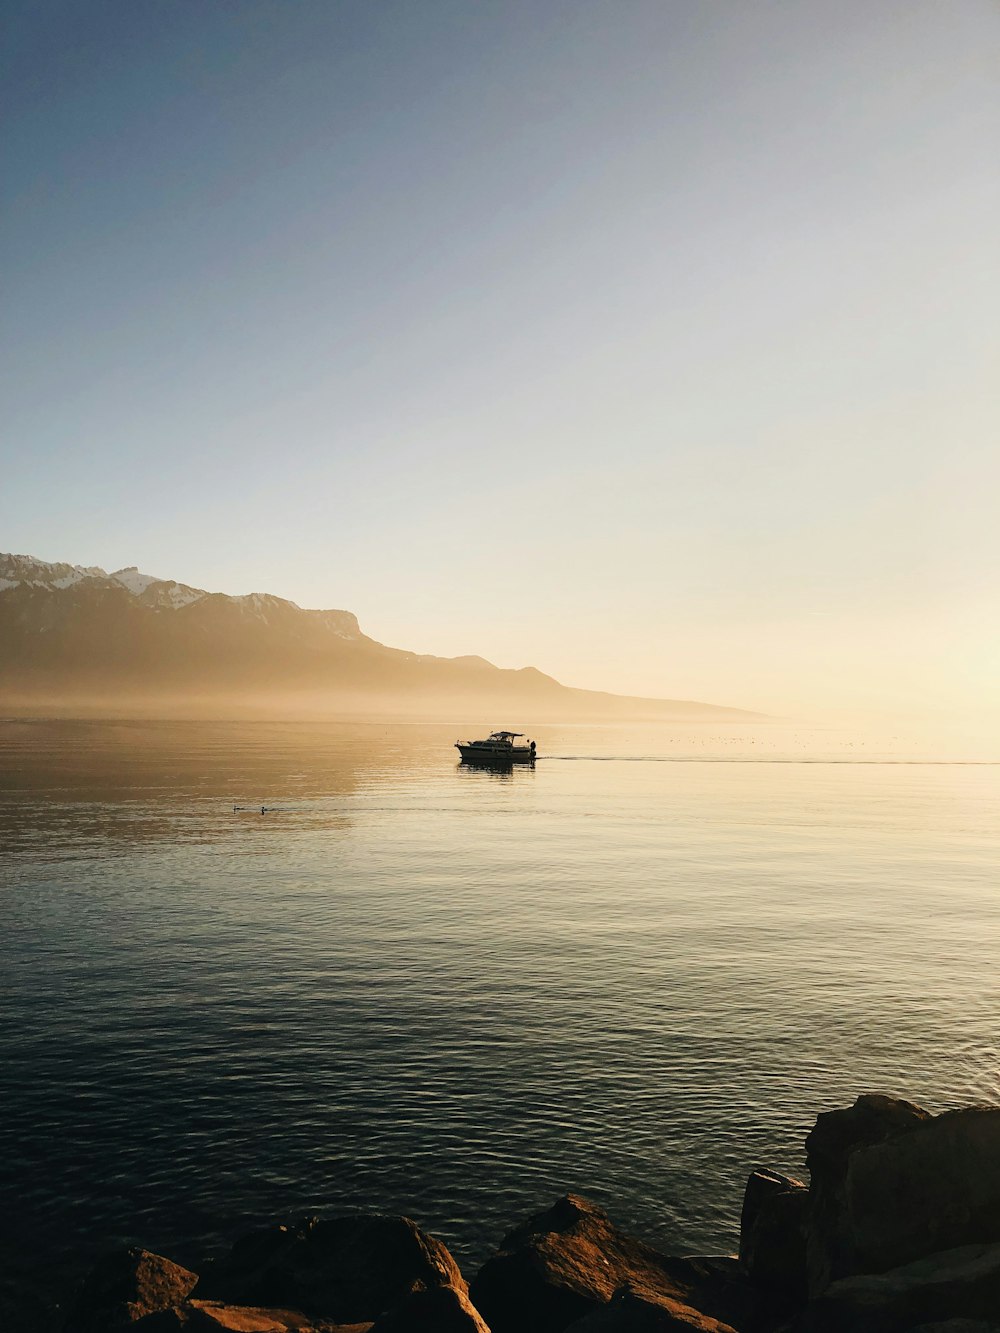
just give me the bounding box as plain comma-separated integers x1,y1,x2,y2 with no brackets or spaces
455,731,537,765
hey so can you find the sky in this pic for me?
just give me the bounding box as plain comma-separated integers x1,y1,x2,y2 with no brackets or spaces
3,1,998,717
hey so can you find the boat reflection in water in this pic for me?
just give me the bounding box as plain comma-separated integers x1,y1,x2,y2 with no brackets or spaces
455,730,537,767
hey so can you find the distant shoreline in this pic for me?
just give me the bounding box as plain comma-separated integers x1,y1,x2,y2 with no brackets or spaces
0,696,768,725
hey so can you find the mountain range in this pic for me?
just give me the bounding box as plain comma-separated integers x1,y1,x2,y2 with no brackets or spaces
0,553,755,719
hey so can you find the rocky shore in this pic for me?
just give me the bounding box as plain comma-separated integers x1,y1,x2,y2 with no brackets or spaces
58,1094,1000,1333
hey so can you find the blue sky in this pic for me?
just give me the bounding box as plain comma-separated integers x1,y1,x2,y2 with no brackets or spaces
3,1,998,713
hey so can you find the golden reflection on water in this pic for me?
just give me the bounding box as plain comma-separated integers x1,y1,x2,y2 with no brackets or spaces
2,716,999,1312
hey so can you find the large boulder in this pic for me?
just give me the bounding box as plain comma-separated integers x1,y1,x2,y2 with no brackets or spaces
135,1303,369,1331
845,1109,1000,1272
193,1221,316,1301
806,1099,1000,1295
188,1303,368,1331
195,1215,464,1324
909,1323,1000,1333
799,1241,1000,1333
368,1284,489,1332
908,1323,1000,1332
738,1169,807,1299
564,1285,738,1331
469,1195,753,1333
65,1248,199,1330
805,1093,930,1293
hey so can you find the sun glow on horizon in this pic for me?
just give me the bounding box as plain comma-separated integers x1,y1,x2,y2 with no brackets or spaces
3,1,997,721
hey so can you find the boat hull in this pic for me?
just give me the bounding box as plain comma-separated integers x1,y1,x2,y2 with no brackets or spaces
456,744,535,765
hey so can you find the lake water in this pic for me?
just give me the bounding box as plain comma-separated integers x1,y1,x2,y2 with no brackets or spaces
2,717,999,1323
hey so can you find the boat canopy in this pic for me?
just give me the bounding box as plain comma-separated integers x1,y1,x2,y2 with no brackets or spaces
488,731,523,740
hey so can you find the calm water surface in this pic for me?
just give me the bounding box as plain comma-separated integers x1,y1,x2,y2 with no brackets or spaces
2,718,999,1309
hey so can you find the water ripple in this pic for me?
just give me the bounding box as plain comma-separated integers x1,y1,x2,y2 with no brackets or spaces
2,718,999,1308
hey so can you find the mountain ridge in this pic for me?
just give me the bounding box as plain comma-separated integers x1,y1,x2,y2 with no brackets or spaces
0,553,760,720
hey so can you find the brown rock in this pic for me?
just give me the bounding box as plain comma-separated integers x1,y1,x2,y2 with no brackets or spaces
846,1108,1000,1272
194,1222,313,1301
66,1248,199,1330
368,1284,489,1332
189,1302,369,1331
134,1304,370,1333
800,1241,1000,1333
908,1323,1000,1332
804,1093,931,1294
196,1215,465,1324
806,1100,1000,1296
564,1285,738,1331
131,1311,195,1331
469,1195,753,1333
739,1169,807,1299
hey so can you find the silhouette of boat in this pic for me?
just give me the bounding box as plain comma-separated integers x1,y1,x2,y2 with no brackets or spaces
455,731,537,766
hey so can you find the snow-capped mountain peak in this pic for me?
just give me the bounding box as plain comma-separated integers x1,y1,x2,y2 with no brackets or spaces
0,552,357,626
0,554,210,609
0,554,109,592
110,566,163,596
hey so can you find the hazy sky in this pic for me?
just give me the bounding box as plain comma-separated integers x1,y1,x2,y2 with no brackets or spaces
3,1,998,715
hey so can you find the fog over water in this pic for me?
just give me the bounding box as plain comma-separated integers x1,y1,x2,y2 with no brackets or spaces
3,717,998,1321
5,10,997,1330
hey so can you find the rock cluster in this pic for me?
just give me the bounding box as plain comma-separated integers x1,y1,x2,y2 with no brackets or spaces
62,1094,1000,1333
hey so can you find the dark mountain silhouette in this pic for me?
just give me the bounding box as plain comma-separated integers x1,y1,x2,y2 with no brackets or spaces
0,553,758,719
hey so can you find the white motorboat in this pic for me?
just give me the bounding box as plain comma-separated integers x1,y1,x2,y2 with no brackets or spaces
455,731,537,765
